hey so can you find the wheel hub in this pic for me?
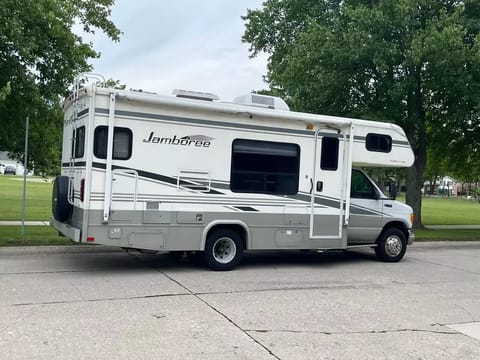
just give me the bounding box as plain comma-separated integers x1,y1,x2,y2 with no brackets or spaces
212,237,236,264
385,236,402,257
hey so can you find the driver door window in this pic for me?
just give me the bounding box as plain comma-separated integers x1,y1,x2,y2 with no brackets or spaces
351,170,377,199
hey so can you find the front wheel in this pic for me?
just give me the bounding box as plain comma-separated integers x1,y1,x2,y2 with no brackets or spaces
204,229,243,271
375,228,407,262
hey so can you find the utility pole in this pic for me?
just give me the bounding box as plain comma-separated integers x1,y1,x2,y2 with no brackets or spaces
21,116,29,239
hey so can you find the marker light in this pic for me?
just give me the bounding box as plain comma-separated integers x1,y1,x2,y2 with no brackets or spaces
80,178,85,202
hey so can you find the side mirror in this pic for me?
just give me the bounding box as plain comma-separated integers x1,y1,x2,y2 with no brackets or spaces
389,183,397,200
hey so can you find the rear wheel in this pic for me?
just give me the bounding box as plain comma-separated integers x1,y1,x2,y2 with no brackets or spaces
204,229,243,271
52,176,72,222
375,228,407,262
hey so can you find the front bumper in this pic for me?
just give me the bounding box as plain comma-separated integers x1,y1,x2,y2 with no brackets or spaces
50,217,81,242
407,229,415,245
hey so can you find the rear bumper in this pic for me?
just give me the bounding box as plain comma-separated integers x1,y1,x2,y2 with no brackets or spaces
50,217,81,242
408,229,415,245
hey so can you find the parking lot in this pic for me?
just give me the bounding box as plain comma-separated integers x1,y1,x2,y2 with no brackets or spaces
1,242,480,359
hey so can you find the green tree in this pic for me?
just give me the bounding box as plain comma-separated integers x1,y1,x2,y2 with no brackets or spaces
447,128,480,194
243,0,480,227
0,0,120,175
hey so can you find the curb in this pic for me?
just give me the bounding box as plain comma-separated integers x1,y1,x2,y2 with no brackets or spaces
0,245,123,255
411,241,480,248
0,221,49,226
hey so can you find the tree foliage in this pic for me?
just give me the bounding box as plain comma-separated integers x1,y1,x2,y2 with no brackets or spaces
0,0,120,175
243,0,480,227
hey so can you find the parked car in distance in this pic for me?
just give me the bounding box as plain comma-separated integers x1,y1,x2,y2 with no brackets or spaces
4,166,16,175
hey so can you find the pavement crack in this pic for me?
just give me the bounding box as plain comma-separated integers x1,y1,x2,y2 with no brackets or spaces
245,327,458,336
130,253,282,360
9,292,191,307
0,270,100,275
193,283,387,296
408,256,480,276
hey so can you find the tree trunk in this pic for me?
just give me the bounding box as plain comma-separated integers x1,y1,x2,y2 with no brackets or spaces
405,69,426,229
406,162,425,228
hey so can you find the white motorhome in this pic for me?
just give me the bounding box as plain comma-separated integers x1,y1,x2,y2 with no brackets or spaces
51,75,415,270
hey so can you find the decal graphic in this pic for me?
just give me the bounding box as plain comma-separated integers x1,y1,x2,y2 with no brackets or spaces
143,132,214,147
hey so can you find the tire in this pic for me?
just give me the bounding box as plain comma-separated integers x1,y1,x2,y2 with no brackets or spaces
52,176,72,222
375,227,407,262
204,229,244,271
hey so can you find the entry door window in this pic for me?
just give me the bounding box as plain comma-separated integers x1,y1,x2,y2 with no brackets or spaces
320,136,339,171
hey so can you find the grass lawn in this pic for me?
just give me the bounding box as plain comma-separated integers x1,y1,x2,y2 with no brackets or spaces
415,229,480,241
0,176,53,220
420,197,480,225
396,195,480,225
0,226,72,246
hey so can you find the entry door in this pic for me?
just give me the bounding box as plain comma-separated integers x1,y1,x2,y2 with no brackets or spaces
310,132,345,241
110,169,138,222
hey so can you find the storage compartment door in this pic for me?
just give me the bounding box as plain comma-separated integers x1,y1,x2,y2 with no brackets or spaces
110,169,138,222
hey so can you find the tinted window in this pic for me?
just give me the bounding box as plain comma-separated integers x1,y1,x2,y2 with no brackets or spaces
230,139,300,195
321,137,339,171
94,126,132,160
351,170,377,199
366,133,392,153
71,126,85,159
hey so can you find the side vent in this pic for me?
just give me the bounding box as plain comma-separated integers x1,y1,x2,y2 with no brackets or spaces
173,89,219,101
233,93,290,111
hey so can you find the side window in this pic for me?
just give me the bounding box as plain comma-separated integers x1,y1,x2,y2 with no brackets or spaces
320,137,339,171
71,126,85,159
230,139,300,195
94,126,132,160
366,133,392,153
351,170,377,199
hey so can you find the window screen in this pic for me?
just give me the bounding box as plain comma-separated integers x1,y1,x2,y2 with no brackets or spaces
94,126,132,160
71,126,85,159
320,137,339,171
230,139,300,195
366,133,392,153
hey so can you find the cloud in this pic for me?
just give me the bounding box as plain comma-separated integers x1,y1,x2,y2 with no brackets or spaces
83,0,268,99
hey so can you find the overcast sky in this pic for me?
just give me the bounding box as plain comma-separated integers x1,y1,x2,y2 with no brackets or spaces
83,0,268,100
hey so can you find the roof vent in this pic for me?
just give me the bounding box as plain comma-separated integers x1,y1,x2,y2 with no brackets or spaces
173,89,219,101
233,93,289,111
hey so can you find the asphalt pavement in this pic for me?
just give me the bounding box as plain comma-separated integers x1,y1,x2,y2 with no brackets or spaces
1,242,480,359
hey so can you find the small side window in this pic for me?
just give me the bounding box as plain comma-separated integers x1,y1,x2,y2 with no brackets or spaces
71,126,85,159
320,137,339,171
94,126,132,160
366,133,392,153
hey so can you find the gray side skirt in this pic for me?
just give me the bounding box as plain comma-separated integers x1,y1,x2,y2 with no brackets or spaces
83,209,351,251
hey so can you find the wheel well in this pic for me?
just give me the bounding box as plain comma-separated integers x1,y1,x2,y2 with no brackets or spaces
206,224,248,250
377,221,408,241
377,221,408,243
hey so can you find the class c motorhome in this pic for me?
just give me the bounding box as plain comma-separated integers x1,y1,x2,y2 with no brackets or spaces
51,74,415,270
